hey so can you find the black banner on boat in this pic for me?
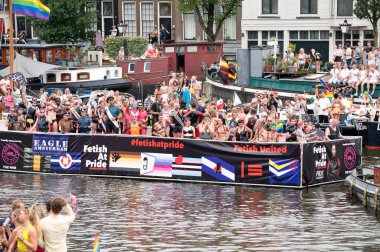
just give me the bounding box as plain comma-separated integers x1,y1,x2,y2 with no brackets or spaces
302,138,362,184
0,131,362,188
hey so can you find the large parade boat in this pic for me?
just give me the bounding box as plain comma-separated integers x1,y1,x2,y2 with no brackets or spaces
0,130,361,189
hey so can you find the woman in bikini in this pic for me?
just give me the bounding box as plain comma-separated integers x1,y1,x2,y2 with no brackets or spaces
214,118,229,141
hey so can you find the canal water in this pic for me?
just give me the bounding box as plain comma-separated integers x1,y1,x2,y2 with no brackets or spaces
0,151,379,251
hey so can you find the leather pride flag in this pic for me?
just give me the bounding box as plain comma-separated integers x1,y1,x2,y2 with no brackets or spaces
218,55,236,83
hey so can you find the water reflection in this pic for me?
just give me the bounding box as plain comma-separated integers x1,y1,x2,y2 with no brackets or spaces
0,171,379,251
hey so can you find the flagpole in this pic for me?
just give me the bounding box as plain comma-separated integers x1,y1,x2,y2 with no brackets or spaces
9,0,14,88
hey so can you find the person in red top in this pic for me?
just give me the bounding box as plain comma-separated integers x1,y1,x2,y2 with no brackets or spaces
136,102,148,135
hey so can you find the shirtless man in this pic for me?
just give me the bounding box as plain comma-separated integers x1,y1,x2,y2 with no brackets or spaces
152,114,167,137
59,113,73,133
46,98,58,132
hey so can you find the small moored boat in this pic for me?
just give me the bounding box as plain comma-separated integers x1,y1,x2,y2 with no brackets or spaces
345,167,380,211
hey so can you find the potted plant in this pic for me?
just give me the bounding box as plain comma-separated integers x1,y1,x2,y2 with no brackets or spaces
264,55,275,72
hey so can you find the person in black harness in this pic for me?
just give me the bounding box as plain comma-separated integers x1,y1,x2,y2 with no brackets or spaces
29,106,51,132
325,118,343,140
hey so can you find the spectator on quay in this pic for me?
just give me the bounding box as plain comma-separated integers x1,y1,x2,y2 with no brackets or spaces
296,48,307,70
339,64,350,86
367,65,380,95
334,44,343,70
310,48,322,72
358,64,369,94
192,76,202,98
349,64,360,94
182,118,195,139
365,41,374,67
40,195,76,252
105,96,121,134
345,44,353,69
354,42,363,67
328,65,340,85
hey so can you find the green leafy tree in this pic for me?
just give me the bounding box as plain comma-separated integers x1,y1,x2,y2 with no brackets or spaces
104,37,149,59
176,0,241,42
354,0,380,47
32,0,98,44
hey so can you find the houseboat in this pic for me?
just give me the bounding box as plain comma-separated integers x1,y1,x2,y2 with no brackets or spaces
30,66,132,91
118,42,223,94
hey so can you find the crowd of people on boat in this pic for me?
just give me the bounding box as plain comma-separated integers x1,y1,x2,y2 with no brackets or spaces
0,70,358,143
0,196,76,252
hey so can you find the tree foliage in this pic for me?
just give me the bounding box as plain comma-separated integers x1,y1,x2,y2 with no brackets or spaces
32,0,98,44
176,0,242,42
354,0,380,47
104,37,149,59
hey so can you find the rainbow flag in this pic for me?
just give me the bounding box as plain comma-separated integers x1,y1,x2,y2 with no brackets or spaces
93,233,100,252
319,78,329,90
13,0,50,20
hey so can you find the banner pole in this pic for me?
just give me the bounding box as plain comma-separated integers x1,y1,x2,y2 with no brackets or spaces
300,143,303,188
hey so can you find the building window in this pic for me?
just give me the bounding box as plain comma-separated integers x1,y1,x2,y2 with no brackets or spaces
247,31,258,47
320,31,329,40
46,74,56,83
103,1,113,16
335,30,362,47
301,0,317,14
364,30,374,46
224,15,236,40
61,73,71,82
262,30,284,53
337,0,353,16
310,31,319,39
262,0,278,14
128,63,135,73
141,2,154,37
123,2,136,37
77,72,90,80
159,2,172,40
144,62,151,72
289,31,298,40
184,13,196,40
300,31,309,40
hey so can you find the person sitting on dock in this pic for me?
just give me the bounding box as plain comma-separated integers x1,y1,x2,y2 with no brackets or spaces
328,65,340,85
296,48,307,70
339,64,350,86
348,64,360,94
